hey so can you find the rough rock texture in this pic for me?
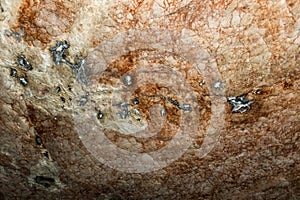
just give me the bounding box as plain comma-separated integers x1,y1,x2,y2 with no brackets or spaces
0,0,299,199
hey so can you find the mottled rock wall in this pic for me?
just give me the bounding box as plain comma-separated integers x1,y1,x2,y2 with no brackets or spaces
0,0,299,199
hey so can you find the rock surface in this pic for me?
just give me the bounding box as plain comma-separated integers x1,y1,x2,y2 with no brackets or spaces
0,0,299,199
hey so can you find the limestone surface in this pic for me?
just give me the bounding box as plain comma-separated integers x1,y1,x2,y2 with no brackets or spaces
0,0,299,199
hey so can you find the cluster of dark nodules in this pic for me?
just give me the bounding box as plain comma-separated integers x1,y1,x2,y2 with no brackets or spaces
50,40,89,84
167,97,192,111
49,41,84,73
49,40,70,66
55,86,71,106
8,54,33,86
10,68,29,86
227,95,254,113
168,97,180,107
67,84,72,91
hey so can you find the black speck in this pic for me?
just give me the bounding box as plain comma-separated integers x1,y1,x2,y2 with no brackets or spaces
60,97,66,103
43,151,49,159
68,85,72,91
97,111,103,119
167,97,180,107
55,86,61,93
35,136,42,145
10,68,17,77
19,77,28,86
132,97,139,105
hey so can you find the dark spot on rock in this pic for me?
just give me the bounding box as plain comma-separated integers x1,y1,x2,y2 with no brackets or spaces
35,136,42,145
10,68,18,77
35,176,55,187
97,111,103,119
167,97,180,108
55,86,61,93
18,55,33,70
19,77,28,86
43,151,49,159
132,97,139,105
60,97,66,103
